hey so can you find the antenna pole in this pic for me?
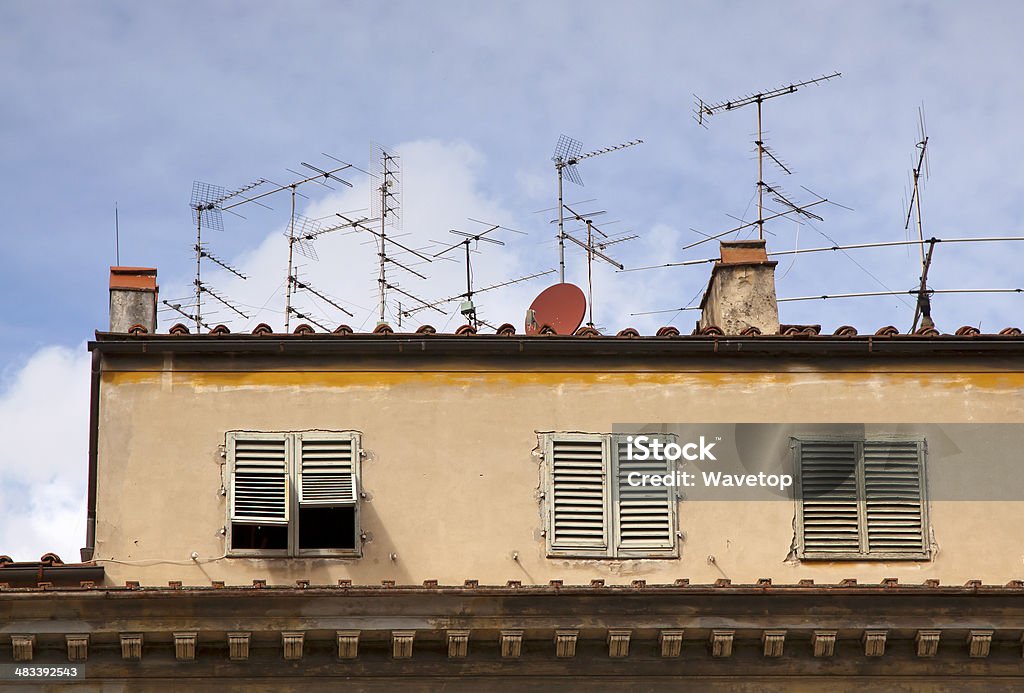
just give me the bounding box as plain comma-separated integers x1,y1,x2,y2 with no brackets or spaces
194,208,203,332
115,202,120,266
558,167,565,282
378,178,387,325
757,97,764,240
586,219,594,327
284,186,297,332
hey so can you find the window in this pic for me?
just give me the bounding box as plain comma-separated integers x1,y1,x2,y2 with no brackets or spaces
227,431,361,557
540,432,678,558
794,437,929,560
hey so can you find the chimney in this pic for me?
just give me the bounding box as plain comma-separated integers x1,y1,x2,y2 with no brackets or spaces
109,267,158,333
699,240,779,335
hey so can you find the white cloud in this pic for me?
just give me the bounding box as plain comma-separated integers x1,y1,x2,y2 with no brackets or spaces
0,345,90,562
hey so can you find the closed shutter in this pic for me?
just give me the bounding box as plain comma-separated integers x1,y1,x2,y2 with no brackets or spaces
230,433,288,524
614,436,676,554
863,440,926,555
298,434,357,505
548,436,609,553
798,440,861,555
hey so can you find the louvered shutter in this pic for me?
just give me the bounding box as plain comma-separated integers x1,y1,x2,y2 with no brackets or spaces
614,436,676,554
548,436,609,554
230,433,288,524
798,440,861,555
863,440,926,555
298,434,358,506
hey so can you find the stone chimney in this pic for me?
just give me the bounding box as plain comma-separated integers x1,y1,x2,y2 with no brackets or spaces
109,267,158,333
698,240,779,335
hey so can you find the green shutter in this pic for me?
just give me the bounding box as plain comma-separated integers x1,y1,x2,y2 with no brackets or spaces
548,436,609,554
298,434,357,506
613,436,676,554
863,440,926,555
229,433,289,524
798,440,861,555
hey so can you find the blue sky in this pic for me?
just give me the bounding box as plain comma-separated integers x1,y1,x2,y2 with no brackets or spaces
2,1,1024,559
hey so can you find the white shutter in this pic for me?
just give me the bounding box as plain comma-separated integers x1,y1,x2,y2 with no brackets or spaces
548,436,609,553
298,434,357,505
863,440,926,555
798,440,861,555
230,433,288,524
614,436,676,554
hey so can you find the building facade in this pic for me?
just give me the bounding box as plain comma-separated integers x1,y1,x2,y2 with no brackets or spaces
3,250,1024,690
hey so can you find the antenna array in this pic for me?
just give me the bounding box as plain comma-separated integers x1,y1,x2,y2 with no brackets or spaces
558,204,637,328
694,72,840,243
551,135,642,282
403,218,554,328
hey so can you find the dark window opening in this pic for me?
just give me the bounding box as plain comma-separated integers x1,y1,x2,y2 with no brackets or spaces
231,523,288,550
299,506,356,550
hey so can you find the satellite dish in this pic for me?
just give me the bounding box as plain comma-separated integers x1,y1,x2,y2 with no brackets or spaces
525,283,586,335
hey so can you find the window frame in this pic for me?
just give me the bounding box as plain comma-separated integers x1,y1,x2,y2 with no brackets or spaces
793,434,930,561
540,431,679,560
226,430,362,558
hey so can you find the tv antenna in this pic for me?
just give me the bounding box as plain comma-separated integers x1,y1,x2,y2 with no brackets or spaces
559,204,637,328
405,218,554,328
367,143,419,326
335,210,438,323
551,135,642,282
186,178,266,331
282,215,362,328
904,107,933,332
695,72,840,241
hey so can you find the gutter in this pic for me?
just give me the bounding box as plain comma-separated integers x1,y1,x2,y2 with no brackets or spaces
88,334,1024,359
82,349,100,562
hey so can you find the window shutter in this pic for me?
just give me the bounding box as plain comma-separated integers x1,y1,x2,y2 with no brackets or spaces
298,434,357,505
614,436,676,553
863,440,926,554
548,436,609,553
230,433,288,524
798,440,861,555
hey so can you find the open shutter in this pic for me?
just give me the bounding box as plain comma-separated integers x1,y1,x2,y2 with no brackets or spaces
863,440,926,555
613,436,676,555
548,435,609,554
230,433,288,524
798,440,861,555
298,434,358,506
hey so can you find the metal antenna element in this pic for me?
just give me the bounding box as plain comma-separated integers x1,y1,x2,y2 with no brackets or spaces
694,72,840,242
622,236,1024,274
630,288,1024,317
370,144,406,325
405,219,549,328
560,204,635,327
551,135,642,281
188,178,267,331
290,272,355,318
905,106,933,333
161,300,212,331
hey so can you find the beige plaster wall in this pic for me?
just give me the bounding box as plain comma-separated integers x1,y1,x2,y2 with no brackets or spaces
93,355,1024,586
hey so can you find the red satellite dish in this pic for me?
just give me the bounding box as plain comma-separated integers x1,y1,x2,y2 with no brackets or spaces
525,283,587,335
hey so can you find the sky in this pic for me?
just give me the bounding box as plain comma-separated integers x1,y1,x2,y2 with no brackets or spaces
3,1,1024,560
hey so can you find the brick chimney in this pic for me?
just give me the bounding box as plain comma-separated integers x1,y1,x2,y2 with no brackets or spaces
109,267,158,333
699,240,779,335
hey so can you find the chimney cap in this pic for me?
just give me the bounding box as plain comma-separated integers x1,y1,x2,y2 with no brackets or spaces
110,267,158,291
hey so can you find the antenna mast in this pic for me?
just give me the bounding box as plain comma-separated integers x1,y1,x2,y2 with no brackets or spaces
695,72,840,241
904,107,933,332
551,136,642,282
558,204,636,327
371,144,404,325
188,179,265,331
409,218,551,328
